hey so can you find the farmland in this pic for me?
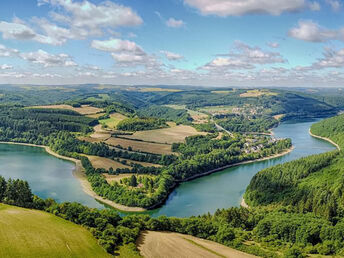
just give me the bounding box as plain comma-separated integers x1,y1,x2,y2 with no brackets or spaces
0,204,110,258
31,104,103,115
121,123,206,144
240,89,278,98
137,231,257,258
99,113,127,129
105,137,174,155
85,155,131,170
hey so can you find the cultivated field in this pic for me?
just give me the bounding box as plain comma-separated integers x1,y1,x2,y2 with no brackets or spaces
121,124,206,144
240,89,278,98
105,137,174,155
211,90,235,94
165,105,208,124
99,113,127,129
89,125,112,140
86,112,106,118
86,155,131,170
137,231,257,258
32,104,103,115
0,204,110,258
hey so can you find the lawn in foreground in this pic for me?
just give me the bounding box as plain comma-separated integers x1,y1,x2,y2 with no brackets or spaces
0,204,110,258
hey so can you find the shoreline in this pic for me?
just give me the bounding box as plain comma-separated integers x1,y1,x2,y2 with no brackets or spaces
308,129,341,151
0,141,293,213
0,141,146,212
177,146,294,183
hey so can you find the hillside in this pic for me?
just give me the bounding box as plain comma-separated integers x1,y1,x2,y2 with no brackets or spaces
0,204,110,258
245,115,344,218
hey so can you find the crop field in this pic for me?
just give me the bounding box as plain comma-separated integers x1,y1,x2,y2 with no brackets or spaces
105,137,174,155
211,90,235,94
119,158,161,167
121,124,206,144
86,112,106,118
165,105,208,124
99,113,127,129
103,173,132,184
0,204,109,258
32,104,103,115
240,89,278,98
86,155,131,170
137,231,257,258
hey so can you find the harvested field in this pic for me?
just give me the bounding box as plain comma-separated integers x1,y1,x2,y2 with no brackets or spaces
86,155,131,170
121,124,206,144
32,104,103,115
211,90,235,94
105,137,174,155
99,113,127,129
199,105,234,115
273,114,285,120
89,125,111,140
137,231,257,258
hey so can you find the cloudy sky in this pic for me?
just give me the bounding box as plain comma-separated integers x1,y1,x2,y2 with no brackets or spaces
0,0,343,87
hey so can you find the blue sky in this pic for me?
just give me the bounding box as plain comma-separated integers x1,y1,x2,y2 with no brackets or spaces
0,0,343,86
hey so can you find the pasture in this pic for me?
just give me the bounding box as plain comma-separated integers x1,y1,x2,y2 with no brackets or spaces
99,113,127,129
121,124,206,144
0,204,109,258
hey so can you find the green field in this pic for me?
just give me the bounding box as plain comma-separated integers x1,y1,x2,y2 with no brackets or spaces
99,113,127,129
0,204,110,258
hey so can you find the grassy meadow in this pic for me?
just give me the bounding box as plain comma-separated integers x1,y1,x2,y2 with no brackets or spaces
0,204,110,258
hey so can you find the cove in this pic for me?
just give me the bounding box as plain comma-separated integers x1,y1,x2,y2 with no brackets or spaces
0,144,104,209
0,118,337,217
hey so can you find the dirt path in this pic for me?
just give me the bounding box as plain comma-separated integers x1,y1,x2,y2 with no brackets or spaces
137,231,258,258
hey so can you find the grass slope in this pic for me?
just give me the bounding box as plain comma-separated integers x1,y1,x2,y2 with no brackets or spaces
0,204,110,258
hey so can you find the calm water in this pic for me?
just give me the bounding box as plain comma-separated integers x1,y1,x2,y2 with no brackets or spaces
0,118,336,217
0,144,104,209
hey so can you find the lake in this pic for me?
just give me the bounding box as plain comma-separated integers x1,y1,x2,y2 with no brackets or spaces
0,118,336,217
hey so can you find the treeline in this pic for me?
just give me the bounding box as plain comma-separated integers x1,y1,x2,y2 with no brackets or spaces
0,106,96,143
116,117,167,131
3,176,344,257
310,114,344,148
137,105,192,124
216,114,278,133
245,151,343,218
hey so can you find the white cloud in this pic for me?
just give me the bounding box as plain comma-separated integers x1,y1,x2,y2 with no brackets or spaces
201,42,286,71
184,0,308,16
0,44,19,57
166,18,185,28
160,50,184,61
312,47,344,69
289,20,344,42
0,64,13,70
267,42,280,48
41,0,142,35
326,0,341,11
91,38,144,54
20,49,77,67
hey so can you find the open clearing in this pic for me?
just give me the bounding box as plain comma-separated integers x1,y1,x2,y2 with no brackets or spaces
32,104,103,115
137,231,257,258
165,105,208,124
199,105,234,115
105,137,174,155
99,113,127,129
86,112,106,118
0,204,109,258
86,155,131,170
121,124,206,144
103,173,132,184
240,89,278,98
211,90,235,94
